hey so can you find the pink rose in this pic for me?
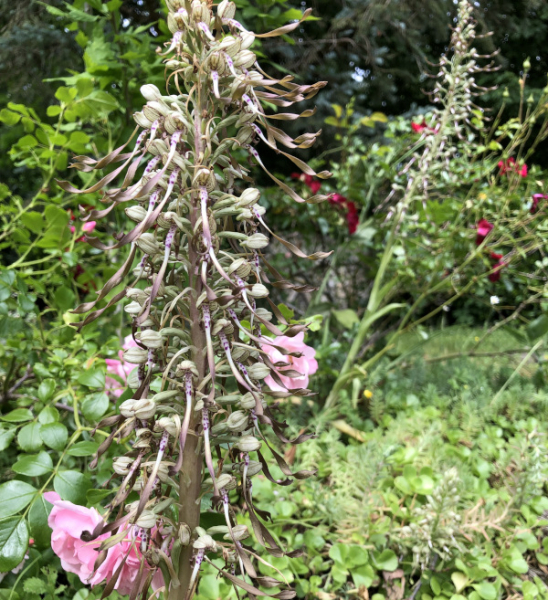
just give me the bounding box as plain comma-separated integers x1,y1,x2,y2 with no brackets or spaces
44,492,108,584
45,492,164,594
105,335,139,397
82,221,96,233
261,332,318,392
92,529,164,595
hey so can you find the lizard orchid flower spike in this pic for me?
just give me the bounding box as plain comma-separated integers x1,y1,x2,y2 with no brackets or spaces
55,1,330,599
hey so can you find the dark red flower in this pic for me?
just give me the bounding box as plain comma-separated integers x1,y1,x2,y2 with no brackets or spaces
488,252,504,282
498,157,527,178
346,201,359,235
411,121,428,133
304,174,322,194
476,219,493,245
329,193,347,205
291,172,321,194
531,193,548,214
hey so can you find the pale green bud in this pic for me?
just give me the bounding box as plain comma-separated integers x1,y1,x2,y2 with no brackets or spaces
123,346,149,364
136,330,163,349
141,84,163,103
135,233,161,255
248,283,269,298
227,410,249,432
235,435,261,452
241,232,269,249
135,510,157,529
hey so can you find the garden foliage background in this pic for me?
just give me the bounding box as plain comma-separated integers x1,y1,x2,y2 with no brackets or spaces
2,1,548,599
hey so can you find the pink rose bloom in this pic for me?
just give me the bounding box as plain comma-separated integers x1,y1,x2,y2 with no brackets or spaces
92,529,164,595
44,492,108,584
105,335,139,397
261,332,318,392
45,492,164,594
82,221,96,233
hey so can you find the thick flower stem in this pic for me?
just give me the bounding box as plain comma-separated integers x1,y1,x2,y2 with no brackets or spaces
170,114,206,600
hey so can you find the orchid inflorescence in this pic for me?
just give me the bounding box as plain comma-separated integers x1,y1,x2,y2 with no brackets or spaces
387,0,497,217
56,0,330,597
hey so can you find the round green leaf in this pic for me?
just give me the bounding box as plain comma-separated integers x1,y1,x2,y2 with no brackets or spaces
0,409,33,423
0,481,37,518
54,470,89,504
13,451,53,477
371,549,398,571
0,517,29,572
67,441,99,457
38,406,59,424
81,392,109,421
0,428,16,452
37,379,56,402
17,422,43,452
77,368,106,389
473,582,497,600
40,422,68,450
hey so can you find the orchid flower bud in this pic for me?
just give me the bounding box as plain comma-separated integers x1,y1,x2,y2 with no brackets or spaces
135,233,161,255
235,435,261,452
226,410,249,432
123,347,149,364
247,363,270,380
136,330,163,349
240,233,269,249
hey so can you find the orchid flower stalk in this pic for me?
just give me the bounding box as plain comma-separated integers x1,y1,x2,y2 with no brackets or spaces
58,0,329,598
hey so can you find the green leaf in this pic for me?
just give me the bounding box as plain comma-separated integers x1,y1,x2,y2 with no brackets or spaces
0,109,21,126
473,582,497,600
83,90,119,116
20,211,44,234
81,392,109,421
77,368,105,389
54,286,76,312
0,481,37,518
40,422,68,450
371,549,398,571
329,543,349,565
87,489,113,504
507,554,528,574
67,441,99,457
54,85,79,104
18,422,43,452
451,572,469,593
352,564,375,588
54,470,89,504
37,378,56,402
430,576,441,596
0,408,33,423
28,495,52,548
277,303,294,321
45,205,70,227
23,578,47,595
526,315,548,341
0,517,29,572
13,451,53,476
0,428,16,452
38,405,59,424
333,309,359,329
46,105,62,117
17,135,38,148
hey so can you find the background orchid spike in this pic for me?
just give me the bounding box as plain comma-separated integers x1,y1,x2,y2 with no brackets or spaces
384,0,498,220
58,0,328,598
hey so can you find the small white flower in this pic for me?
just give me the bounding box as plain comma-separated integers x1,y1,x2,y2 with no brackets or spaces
490,295,500,305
